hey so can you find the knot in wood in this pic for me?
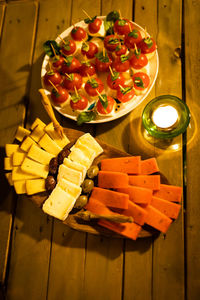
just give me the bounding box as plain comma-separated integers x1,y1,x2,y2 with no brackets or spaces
174,47,181,58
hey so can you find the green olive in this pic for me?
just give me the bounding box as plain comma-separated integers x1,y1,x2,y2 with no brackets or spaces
82,179,94,193
87,165,99,179
74,195,88,209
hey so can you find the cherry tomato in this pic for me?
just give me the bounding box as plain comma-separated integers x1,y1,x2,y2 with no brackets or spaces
117,85,135,103
70,94,88,110
124,29,142,48
85,78,104,96
115,44,127,56
43,71,62,87
112,55,130,72
52,55,65,70
132,72,150,90
63,73,82,91
61,40,76,56
71,26,87,41
137,37,157,54
104,35,120,52
89,18,102,34
129,49,148,69
96,95,115,114
61,56,81,74
107,72,125,90
51,86,69,105
114,19,134,35
95,52,112,72
81,42,98,59
79,62,96,77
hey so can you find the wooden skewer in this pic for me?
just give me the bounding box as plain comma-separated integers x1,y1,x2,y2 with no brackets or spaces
128,22,132,32
109,65,114,77
119,9,122,19
144,26,147,39
96,89,104,100
48,80,59,92
50,43,58,58
76,210,133,223
134,43,138,54
102,47,105,57
65,73,71,79
119,84,125,91
38,89,64,138
74,86,79,97
82,9,92,20
58,35,66,44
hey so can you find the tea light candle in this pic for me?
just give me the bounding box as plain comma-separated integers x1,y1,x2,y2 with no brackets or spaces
152,105,179,129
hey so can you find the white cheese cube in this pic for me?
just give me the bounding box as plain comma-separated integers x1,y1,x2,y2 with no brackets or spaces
57,178,81,199
70,142,94,160
21,158,49,179
26,179,46,195
78,133,103,157
63,158,87,181
57,164,82,186
68,148,93,169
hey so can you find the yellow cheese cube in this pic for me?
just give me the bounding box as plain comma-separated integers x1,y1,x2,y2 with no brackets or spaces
21,157,49,179
5,144,19,157
30,118,46,130
5,172,14,186
14,180,26,194
27,144,55,165
26,179,46,195
30,124,45,142
45,122,70,148
13,152,27,166
57,178,81,199
20,136,37,152
4,157,13,170
42,186,76,220
38,133,62,156
57,164,82,185
15,126,30,142
12,167,39,181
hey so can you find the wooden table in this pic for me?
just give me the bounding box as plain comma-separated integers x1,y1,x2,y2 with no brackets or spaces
0,0,199,299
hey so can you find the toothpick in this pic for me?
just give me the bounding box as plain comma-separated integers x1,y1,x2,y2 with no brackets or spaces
48,61,52,71
119,9,122,19
134,43,138,54
50,43,58,58
119,84,125,91
96,89,104,100
87,73,92,81
128,22,132,32
82,9,92,20
58,35,66,44
102,47,105,57
65,73,71,79
144,26,147,39
74,86,79,96
49,80,59,92
109,65,114,77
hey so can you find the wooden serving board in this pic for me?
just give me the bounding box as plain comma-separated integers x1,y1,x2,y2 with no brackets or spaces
30,128,158,238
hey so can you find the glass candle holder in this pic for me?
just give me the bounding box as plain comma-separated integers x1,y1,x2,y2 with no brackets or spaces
142,95,190,139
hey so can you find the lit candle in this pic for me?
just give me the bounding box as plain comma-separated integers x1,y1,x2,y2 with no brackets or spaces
152,105,179,129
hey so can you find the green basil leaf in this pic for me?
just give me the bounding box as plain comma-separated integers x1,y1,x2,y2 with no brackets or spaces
84,16,97,24
66,73,74,81
144,37,153,48
43,40,61,57
104,20,114,35
134,48,141,59
47,70,55,76
52,89,60,98
134,77,144,88
106,11,120,22
115,44,121,52
64,56,73,67
95,51,109,63
88,78,99,88
99,94,108,110
82,42,89,52
81,60,91,67
63,41,71,51
71,27,79,34
108,38,119,45
77,111,96,125
87,102,96,110
121,86,132,95
120,54,129,63
128,29,139,38
118,19,127,26
71,94,81,103
111,72,119,81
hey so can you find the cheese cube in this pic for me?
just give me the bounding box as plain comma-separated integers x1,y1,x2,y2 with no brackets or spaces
42,186,76,220
12,167,39,181
30,118,46,130
57,178,81,199
70,142,95,160
78,133,103,156
45,122,70,148
21,158,49,179
27,144,55,165
68,148,93,169
15,126,30,142
38,134,62,156
4,157,13,170
5,144,19,157
30,124,45,142
63,158,86,181
13,152,27,166
14,180,26,194
20,136,37,152
5,172,14,186
57,164,82,185
26,179,46,195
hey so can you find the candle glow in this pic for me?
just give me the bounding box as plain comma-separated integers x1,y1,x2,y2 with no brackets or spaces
152,105,179,129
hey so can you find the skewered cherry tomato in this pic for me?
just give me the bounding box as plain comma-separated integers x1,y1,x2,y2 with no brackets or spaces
114,44,127,56
61,40,76,56
117,85,135,103
107,72,125,90
124,29,142,48
79,62,96,77
52,55,65,70
114,19,134,35
129,49,148,69
112,55,130,72
137,37,157,54
132,72,150,90
43,71,62,87
71,26,87,41
85,78,104,96
95,51,112,72
88,18,102,34
51,86,69,105
104,35,120,52
63,73,82,91
96,95,115,114
61,56,81,74
70,94,88,110
81,42,98,59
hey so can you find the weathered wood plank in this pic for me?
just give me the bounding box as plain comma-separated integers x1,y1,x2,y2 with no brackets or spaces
152,1,185,300
123,1,157,299
184,0,200,299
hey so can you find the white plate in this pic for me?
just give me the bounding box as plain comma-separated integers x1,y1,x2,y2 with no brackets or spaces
41,17,159,124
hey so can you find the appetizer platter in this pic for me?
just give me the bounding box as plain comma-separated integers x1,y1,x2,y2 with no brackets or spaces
41,11,159,124
4,118,182,240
